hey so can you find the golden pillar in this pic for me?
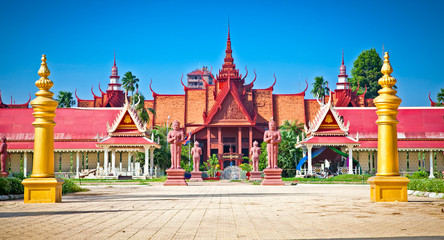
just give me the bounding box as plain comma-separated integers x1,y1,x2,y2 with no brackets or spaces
367,52,409,202
22,55,64,203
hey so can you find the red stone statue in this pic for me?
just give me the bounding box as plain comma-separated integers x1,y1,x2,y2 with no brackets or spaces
190,141,203,182
261,119,284,185
249,140,262,181
1,136,9,177
164,120,188,186
167,120,185,169
249,141,261,172
191,141,202,172
263,119,281,169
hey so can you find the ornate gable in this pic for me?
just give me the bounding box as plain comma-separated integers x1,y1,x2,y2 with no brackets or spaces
305,98,350,136
205,80,254,125
106,101,147,136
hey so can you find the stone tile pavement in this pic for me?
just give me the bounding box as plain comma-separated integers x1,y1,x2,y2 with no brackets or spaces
0,182,443,240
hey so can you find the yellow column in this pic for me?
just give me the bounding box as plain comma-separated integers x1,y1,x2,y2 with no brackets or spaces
368,52,409,202
22,55,64,203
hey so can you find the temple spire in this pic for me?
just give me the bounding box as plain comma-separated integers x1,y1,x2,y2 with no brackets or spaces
337,50,349,90
113,51,116,67
342,49,344,65
109,52,121,90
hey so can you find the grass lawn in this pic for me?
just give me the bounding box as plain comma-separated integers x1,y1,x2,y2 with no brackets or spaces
283,174,372,184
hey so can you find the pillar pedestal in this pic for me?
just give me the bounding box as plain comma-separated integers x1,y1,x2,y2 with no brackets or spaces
261,168,284,185
0,172,9,178
164,168,188,186
368,176,409,202
22,178,64,203
249,171,262,181
189,171,203,182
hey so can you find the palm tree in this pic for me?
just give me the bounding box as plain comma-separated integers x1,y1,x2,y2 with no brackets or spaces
279,120,304,134
311,76,329,102
122,71,139,99
133,93,156,123
56,91,76,108
437,88,444,106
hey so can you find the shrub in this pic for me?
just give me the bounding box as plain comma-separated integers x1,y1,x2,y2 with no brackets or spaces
0,178,11,195
62,178,87,194
408,179,444,193
407,171,429,179
8,177,24,194
0,177,24,195
434,171,443,179
239,163,252,172
11,173,26,180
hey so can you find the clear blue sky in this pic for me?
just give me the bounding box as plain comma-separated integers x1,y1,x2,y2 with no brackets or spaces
1,0,443,106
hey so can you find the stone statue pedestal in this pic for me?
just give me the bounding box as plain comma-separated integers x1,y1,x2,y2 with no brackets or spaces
261,168,284,186
164,168,188,186
249,171,262,181
0,172,9,178
189,171,203,182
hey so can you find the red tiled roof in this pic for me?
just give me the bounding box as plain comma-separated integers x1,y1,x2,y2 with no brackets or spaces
356,140,444,150
300,136,359,145
336,107,444,140
97,136,159,146
0,108,121,141
188,69,211,76
6,141,101,151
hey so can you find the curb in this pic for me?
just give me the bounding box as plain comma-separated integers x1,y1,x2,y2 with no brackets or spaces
408,190,444,199
0,194,24,201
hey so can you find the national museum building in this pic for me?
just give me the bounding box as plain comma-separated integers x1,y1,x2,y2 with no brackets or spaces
1,29,443,178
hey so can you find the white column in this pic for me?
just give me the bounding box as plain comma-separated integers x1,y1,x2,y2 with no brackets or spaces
144,148,149,176
76,151,80,177
348,146,354,174
429,151,435,179
104,148,109,174
307,145,313,175
150,148,154,176
128,152,132,172
23,152,28,178
111,149,116,175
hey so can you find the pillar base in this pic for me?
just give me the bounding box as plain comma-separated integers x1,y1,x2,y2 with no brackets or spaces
0,172,9,178
22,178,64,203
368,176,409,202
261,168,284,186
249,171,262,181
189,171,203,182
164,168,188,186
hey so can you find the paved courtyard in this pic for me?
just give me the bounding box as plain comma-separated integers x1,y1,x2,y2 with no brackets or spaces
0,182,443,240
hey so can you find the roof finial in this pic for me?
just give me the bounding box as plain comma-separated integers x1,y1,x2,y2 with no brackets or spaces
342,49,344,65
113,51,116,66
228,17,230,40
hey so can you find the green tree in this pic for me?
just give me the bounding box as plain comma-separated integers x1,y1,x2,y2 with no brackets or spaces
150,122,172,171
349,48,383,98
204,154,220,177
259,142,268,171
436,88,444,106
122,71,139,98
278,120,304,177
55,91,76,108
311,76,329,101
132,92,156,123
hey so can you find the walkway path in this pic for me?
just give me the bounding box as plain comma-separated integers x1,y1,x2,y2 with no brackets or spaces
0,182,443,239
